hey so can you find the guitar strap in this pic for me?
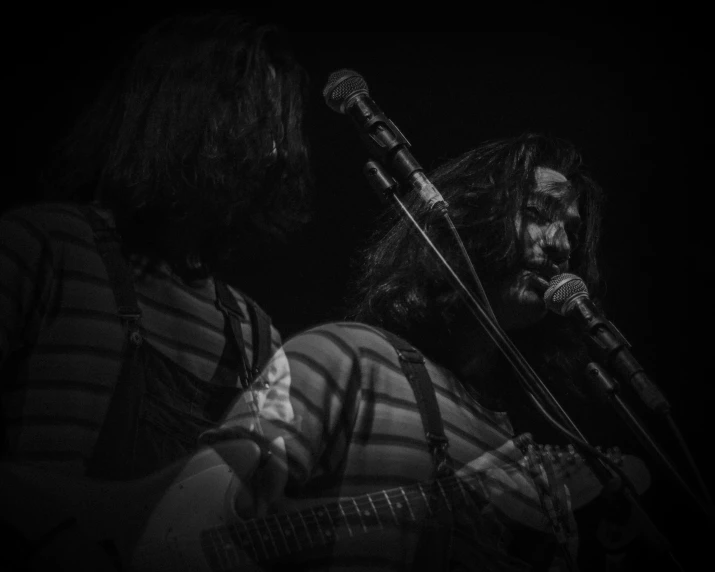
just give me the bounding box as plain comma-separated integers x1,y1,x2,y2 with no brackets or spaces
214,280,274,389
243,292,273,381
80,205,275,479
379,329,453,480
381,328,581,571
80,206,143,347
378,329,456,571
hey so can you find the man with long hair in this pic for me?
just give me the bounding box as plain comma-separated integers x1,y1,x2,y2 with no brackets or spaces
1,11,311,569
202,133,621,571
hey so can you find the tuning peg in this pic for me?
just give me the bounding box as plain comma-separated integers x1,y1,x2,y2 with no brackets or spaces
552,447,562,464
543,444,553,461
610,446,623,465
563,444,576,465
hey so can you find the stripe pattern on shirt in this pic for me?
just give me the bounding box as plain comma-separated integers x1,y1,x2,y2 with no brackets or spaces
214,322,551,571
0,203,281,474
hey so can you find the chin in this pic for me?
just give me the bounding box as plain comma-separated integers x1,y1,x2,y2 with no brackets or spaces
509,306,547,331
496,281,548,331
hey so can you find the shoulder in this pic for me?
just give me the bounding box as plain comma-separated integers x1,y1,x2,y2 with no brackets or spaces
282,321,405,370
224,283,282,346
0,202,99,247
286,321,390,349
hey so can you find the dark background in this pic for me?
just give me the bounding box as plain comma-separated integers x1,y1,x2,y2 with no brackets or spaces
10,8,705,569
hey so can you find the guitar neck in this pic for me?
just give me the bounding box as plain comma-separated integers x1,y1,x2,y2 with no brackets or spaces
200,472,483,567
199,448,648,569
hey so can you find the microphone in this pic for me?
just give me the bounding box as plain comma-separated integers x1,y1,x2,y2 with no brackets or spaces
322,69,446,210
544,273,670,414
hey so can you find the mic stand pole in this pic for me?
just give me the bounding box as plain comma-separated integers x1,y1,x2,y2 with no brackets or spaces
579,304,713,511
584,361,714,523
362,160,681,570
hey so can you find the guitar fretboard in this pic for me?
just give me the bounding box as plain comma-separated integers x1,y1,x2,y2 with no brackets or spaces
200,473,477,570
198,445,631,571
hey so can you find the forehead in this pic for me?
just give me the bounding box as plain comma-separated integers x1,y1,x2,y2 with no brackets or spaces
534,167,573,204
532,167,580,213
535,166,567,187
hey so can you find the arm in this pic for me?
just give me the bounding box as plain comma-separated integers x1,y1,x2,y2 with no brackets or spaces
0,209,56,372
199,324,363,512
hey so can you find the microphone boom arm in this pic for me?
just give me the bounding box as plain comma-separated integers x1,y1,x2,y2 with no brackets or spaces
569,296,671,414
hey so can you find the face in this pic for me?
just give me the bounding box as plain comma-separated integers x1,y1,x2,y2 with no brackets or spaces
492,167,582,331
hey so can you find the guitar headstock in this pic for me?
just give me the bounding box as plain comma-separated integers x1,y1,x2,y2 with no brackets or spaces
529,444,651,511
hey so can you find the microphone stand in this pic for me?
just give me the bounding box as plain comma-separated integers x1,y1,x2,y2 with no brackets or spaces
584,362,713,520
578,303,713,514
362,158,687,571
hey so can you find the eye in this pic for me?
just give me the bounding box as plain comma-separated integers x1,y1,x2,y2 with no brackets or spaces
525,206,550,223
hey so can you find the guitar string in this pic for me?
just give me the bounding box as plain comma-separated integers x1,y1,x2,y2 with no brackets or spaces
218,468,551,560
203,450,616,562
220,450,587,542
211,484,539,565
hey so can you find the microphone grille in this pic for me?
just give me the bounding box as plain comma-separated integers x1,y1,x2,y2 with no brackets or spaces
323,69,369,114
544,273,589,316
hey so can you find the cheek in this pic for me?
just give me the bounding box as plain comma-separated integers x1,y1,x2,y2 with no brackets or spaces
520,223,542,253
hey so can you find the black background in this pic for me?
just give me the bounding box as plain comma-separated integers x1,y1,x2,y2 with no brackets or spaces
10,8,706,569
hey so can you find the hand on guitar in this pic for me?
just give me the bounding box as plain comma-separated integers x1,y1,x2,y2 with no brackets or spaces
457,434,551,532
456,435,650,532
212,435,289,519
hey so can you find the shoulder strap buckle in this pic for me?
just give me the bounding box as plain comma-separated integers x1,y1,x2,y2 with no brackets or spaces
117,306,142,321
394,345,425,364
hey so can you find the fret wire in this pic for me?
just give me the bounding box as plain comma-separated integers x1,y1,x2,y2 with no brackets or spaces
382,491,400,525
338,502,355,537
246,518,270,561
262,515,280,558
217,529,240,571
362,493,408,527
218,527,242,569
321,502,341,542
204,529,227,571
366,495,384,529
417,483,433,517
296,508,316,548
352,493,390,515
455,476,471,504
271,513,291,557
399,487,417,521
218,529,236,570
436,479,453,512
351,498,369,532
231,520,260,562
215,469,512,567
205,527,228,570
309,507,328,545
283,511,303,553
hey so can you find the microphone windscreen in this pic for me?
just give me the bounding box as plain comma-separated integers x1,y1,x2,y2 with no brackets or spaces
323,69,369,114
544,273,589,315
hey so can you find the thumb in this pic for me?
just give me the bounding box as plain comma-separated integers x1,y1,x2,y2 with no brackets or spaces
465,433,532,473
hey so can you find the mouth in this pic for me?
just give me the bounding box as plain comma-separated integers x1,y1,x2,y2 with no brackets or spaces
526,272,550,294
523,262,559,294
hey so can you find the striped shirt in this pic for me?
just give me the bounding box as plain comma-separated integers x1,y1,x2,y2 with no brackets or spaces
0,202,282,475
214,322,568,571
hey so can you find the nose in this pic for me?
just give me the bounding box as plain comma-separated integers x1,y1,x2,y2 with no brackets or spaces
542,222,572,266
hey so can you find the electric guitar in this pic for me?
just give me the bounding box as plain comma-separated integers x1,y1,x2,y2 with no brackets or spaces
1,441,649,571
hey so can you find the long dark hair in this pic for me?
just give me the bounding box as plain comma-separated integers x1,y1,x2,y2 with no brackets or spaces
43,10,313,279
350,133,605,407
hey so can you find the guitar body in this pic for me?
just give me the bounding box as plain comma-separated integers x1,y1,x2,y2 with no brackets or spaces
1,442,650,572
131,443,264,571
1,442,262,572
